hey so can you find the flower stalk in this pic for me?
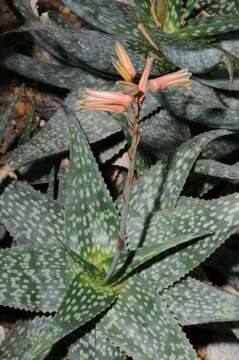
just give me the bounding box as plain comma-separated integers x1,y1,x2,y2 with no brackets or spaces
103,102,141,284
76,41,191,284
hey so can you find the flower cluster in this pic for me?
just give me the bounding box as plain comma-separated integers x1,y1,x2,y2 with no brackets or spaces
76,41,191,114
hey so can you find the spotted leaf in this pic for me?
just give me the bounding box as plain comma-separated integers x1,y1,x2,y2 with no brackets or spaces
151,31,231,74
0,317,52,360
69,327,124,360
124,161,166,218
164,0,182,33
0,48,80,89
27,271,117,360
175,15,239,38
6,75,121,173
99,275,198,359
107,232,208,283
197,70,239,91
200,0,239,16
135,0,156,29
0,244,71,312
65,122,119,256
147,229,237,290
128,193,239,249
0,182,64,245
163,276,239,325
158,80,239,129
62,0,139,37
158,129,230,209
195,159,239,181
0,96,17,143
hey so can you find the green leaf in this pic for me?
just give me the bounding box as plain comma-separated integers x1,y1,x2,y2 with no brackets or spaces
195,159,239,181
27,271,117,359
69,327,124,360
124,161,166,218
201,133,239,160
175,15,239,38
65,122,119,255
105,232,208,283
140,108,190,159
135,0,156,29
164,0,182,33
99,275,198,359
0,317,52,360
0,244,71,312
0,48,79,89
130,193,239,248
7,75,121,172
163,276,239,325
0,182,64,245
61,0,139,37
197,70,239,91
158,129,230,210
151,31,232,73
200,0,239,16
147,229,236,290
127,193,239,289
0,96,17,143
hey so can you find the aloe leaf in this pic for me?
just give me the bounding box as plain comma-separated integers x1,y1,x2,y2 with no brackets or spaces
65,122,119,255
69,327,124,360
140,108,190,159
219,35,239,61
158,80,239,129
99,275,198,359
27,271,117,360
135,0,156,29
0,317,52,360
195,159,239,181
61,0,139,37
175,15,239,38
164,0,182,33
201,133,239,160
0,244,71,312
124,161,166,218
129,193,239,248
106,232,208,283
0,49,80,89
163,276,239,325
197,70,239,91
127,193,239,288
149,229,236,290
0,182,64,245
9,0,72,64
0,96,17,143
200,0,239,16
6,75,121,172
158,129,230,209
151,31,232,73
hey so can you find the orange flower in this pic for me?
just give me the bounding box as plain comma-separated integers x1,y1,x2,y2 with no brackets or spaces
112,41,137,82
138,57,153,94
148,69,192,92
76,89,134,114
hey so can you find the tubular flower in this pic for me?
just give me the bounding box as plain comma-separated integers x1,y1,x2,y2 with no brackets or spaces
138,57,153,94
76,89,134,114
112,41,137,82
148,69,192,92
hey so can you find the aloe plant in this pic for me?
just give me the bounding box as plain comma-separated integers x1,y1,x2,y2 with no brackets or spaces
0,1,239,359
0,114,238,359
